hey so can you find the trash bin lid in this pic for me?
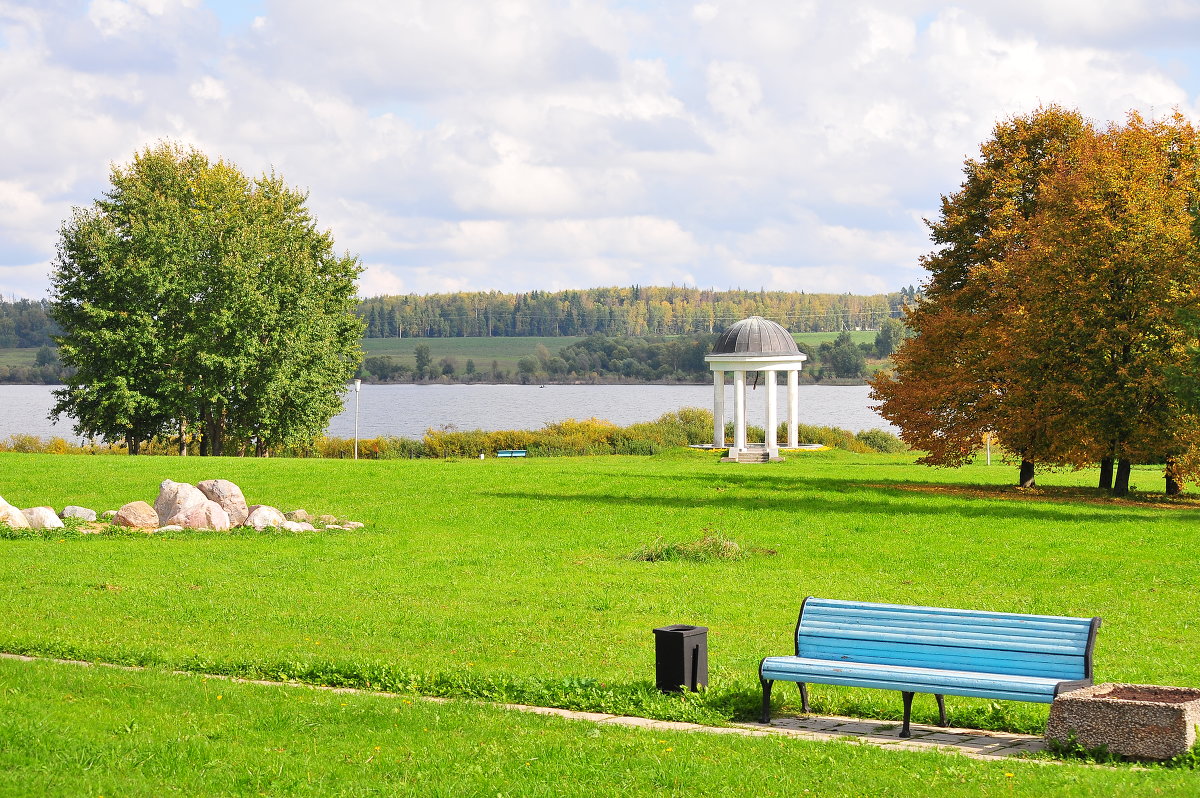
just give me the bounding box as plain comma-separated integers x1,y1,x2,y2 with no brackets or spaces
653,624,708,634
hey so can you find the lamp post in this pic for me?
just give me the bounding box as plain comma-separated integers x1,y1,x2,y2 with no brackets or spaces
353,379,362,460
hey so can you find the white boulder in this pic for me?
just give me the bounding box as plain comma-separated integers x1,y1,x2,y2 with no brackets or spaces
22,507,64,529
155,479,208,526
244,505,286,530
61,506,98,522
175,500,231,531
197,479,249,526
0,502,30,529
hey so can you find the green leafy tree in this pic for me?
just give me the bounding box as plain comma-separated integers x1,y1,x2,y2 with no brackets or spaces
51,142,363,455
413,344,431,379
828,340,866,378
873,318,906,357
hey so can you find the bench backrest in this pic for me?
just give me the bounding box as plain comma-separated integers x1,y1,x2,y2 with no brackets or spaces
796,597,1100,681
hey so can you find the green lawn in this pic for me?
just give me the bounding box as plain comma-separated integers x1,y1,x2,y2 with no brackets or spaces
360,335,586,372
1,450,1198,793
792,330,877,347
0,347,36,367
2,657,1189,797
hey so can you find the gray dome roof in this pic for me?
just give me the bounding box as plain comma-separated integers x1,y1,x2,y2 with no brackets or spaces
711,316,799,355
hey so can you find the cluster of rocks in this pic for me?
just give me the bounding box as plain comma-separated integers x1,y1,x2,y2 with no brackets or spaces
0,479,364,533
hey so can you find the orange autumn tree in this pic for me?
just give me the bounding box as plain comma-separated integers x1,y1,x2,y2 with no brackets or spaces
870,106,1091,486
1002,113,1200,495
874,109,1200,495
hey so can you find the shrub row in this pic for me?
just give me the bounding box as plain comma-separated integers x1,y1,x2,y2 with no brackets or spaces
0,408,906,459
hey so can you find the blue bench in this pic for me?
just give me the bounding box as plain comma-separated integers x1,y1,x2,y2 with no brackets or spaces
497,449,527,458
759,597,1101,737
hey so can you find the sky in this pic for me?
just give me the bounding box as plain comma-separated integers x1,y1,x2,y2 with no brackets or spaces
2,1,1200,300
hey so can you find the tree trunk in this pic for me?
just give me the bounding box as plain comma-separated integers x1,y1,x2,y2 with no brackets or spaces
1097,457,1113,490
204,412,225,457
1113,459,1133,496
125,434,140,456
1165,457,1181,496
1018,459,1036,488
178,419,187,456
255,437,268,457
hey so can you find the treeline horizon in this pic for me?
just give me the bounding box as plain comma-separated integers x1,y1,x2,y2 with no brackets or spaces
1,286,919,352
356,285,918,338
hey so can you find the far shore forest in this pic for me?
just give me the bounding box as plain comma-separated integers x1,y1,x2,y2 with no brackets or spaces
0,287,913,386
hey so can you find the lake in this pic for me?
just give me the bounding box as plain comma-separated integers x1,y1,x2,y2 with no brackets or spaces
0,383,893,442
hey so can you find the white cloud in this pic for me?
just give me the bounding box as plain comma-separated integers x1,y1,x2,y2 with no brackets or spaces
0,0,1198,300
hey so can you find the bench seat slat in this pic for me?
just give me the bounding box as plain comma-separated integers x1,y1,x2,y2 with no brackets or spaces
799,627,1088,657
760,657,1063,697
807,598,1093,626
760,658,1059,703
801,624,1089,652
796,640,1085,679
802,613,1092,640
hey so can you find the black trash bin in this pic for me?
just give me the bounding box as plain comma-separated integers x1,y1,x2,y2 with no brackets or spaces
653,624,708,692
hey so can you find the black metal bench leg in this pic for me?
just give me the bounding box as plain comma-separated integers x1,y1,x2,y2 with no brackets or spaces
936,694,947,726
761,679,773,724
899,691,914,738
798,683,809,713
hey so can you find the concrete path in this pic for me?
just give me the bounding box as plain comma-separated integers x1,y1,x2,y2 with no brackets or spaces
1,652,1046,762
505,703,1047,761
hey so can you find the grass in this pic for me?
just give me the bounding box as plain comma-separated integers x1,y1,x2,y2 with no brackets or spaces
2,449,1200,792
360,335,586,372
9,659,1194,797
0,347,37,367
792,330,877,347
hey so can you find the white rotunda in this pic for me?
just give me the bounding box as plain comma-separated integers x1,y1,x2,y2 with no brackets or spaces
704,316,808,461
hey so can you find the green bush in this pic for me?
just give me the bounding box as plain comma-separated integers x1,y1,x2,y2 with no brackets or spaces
855,428,908,453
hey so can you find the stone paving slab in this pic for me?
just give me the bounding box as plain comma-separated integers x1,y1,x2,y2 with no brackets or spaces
1,652,1049,762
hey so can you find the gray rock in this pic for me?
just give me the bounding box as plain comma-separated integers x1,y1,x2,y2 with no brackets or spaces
318,514,338,524
244,505,286,530
61,506,98,522
175,500,231,531
155,479,207,526
342,521,365,529
197,479,249,526
0,502,30,529
284,509,311,522
22,507,64,529
114,501,159,529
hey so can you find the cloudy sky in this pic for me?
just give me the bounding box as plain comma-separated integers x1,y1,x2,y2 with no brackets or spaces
1,1,1198,300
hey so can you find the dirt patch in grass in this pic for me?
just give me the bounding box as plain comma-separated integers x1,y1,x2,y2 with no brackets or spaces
867,482,1200,510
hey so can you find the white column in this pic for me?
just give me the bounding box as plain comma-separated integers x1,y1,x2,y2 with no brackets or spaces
733,370,746,452
712,370,725,447
765,370,778,456
787,370,799,448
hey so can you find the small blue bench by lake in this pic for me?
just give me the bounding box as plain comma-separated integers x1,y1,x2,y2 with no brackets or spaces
759,597,1101,737
497,449,527,458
